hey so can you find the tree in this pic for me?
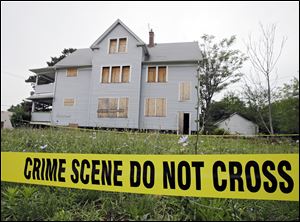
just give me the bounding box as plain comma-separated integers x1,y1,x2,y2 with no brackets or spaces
196,35,247,133
245,23,286,134
25,48,77,83
46,48,77,66
8,100,32,127
272,77,299,134
195,35,247,152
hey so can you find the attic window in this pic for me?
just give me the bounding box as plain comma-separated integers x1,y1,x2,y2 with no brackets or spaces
109,39,117,53
118,38,127,53
109,38,127,54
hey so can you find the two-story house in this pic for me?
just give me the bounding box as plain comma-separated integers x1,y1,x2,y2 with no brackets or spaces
27,19,201,134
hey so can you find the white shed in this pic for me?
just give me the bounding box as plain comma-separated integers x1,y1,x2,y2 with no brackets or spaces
215,112,258,136
1,111,13,129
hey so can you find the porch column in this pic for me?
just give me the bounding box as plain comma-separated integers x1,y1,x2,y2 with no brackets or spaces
31,101,35,113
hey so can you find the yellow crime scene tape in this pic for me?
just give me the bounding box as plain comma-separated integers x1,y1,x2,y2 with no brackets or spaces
1,152,298,201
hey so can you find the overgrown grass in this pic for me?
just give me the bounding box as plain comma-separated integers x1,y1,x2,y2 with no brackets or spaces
1,128,299,221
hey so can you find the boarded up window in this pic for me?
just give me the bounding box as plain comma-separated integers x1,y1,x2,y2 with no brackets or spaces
158,67,167,82
121,66,130,83
179,82,190,101
64,98,74,106
111,67,120,83
101,67,110,83
67,68,77,77
147,67,156,82
118,98,128,118
145,98,156,116
98,98,128,118
108,98,118,118
156,98,166,117
98,98,109,118
118,38,127,53
109,39,117,53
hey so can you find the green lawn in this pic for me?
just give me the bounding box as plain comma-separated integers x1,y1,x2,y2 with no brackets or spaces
1,128,299,221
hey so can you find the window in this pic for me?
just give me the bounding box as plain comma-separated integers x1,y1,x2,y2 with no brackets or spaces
67,68,77,77
101,67,110,83
64,98,75,106
121,66,130,83
145,98,166,117
118,38,127,53
109,39,117,53
109,38,127,54
101,66,130,83
147,67,156,83
179,82,191,101
111,66,120,83
158,67,167,82
147,66,167,83
98,98,129,118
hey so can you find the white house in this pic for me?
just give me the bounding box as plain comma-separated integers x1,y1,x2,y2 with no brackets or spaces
1,111,13,129
26,19,202,134
215,112,258,136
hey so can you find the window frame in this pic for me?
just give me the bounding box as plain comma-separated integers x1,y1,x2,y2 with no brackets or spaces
97,97,129,118
108,37,128,54
100,65,131,84
144,97,167,117
178,81,191,102
146,65,168,83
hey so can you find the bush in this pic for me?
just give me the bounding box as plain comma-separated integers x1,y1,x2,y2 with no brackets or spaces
211,128,230,135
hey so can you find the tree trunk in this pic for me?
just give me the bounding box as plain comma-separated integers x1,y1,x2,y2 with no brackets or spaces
267,77,274,134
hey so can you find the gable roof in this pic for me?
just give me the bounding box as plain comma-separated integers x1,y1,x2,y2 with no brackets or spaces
54,48,93,68
90,19,145,49
214,112,257,126
144,42,201,63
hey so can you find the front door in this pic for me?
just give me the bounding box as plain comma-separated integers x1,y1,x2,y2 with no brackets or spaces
178,112,190,135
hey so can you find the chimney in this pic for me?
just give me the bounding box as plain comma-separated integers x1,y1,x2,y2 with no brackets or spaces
148,29,154,47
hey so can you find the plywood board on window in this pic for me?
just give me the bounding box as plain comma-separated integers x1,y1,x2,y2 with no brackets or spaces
156,98,166,117
118,98,128,118
108,98,118,118
67,68,77,77
109,39,117,53
98,98,109,118
158,67,166,82
111,67,120,83
180,82,190,101
64,98,74,106
102,67,110,83
145,98,155,116
147,67,156,82
122,66,130,83
118,38,127,53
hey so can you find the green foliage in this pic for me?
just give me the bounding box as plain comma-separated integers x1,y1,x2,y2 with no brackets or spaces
1,129,299,221
211,128,230,135
196,34,247,132
46,48,77,67
7,100,32,127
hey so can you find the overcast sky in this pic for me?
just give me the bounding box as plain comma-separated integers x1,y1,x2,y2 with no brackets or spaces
1,1,299,111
